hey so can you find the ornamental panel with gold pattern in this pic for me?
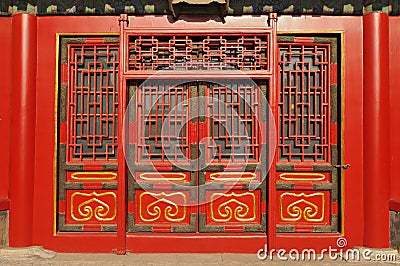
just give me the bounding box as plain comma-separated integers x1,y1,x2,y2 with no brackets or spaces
205,171,261,184
277,172,330,183
57,36,120,233
205,190,261,225
277,191,331,226
66,171,118,182
134,190,194,228
135,171,191,184
65,190,117,225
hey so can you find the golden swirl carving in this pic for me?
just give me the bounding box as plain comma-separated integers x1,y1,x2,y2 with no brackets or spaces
210,192,256,222
71,172,117,181
139,192,186,223
70,192,117,222
279,173,326,181
139,172,187,181
209,172,256,182
280,192,324,222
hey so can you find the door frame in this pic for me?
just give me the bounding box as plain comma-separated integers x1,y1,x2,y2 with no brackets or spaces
117,14,278,253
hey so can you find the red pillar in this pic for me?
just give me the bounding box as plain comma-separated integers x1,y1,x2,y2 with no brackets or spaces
363,12,390,248
8,13,37,247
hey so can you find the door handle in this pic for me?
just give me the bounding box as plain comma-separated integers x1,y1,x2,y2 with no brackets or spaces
332,164,350,169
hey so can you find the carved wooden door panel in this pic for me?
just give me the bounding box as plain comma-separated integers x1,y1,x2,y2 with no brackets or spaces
275,36,340,234
127,80,267,233
57,37,120,232
127,80,198,233
118,15,278,246
197,80,267,233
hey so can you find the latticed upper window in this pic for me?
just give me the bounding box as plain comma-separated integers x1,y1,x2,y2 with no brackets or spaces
127,34,271,72
57,37,120,233
278,42,332,163
63,41,119,163
205,81,261,163
134,80,191,163
276,36,339,234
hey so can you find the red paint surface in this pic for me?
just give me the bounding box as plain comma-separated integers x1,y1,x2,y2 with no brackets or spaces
276,234,345,253
65,190,117,225
204,190,261,226
126,234,266,253
363,12,390,248
389,199,400,212
277,172,330,183
33,15,120,253
277,15,364,251
0,198,10,211
389,18,400,201
0,14,383,252
277,191,331,226
135,172,191,184
134,190,191,226
8,13,37,247
0,18,11,199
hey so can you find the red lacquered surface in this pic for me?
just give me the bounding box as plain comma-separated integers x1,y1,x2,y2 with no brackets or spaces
389,18,400,203
0,13,383,253
0,18,11,200
8,13,37,247
363,12,390,248
276,15,364,251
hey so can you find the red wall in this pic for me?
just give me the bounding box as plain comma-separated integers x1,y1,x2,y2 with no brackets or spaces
389,17,400,201
32,15,365,252
277,15,364,250
0,13,398,252
33,16,120,252
0,18,12,199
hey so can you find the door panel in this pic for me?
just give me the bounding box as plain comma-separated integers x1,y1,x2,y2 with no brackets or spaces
198,80,267,232
127,81,197,232
127,80,267,233
275,36,339,233
57,37,120,232
201,81,261,165
135,81,196,167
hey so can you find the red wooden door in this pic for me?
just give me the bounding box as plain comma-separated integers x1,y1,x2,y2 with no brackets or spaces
119,16,278,244
55,15,277,253
57,38,120,233
127,80,198,233
273,36,340,235
125,79,267,233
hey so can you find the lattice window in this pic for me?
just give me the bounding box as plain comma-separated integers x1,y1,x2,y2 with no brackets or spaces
205,81,260,163
58,37,119,233
278,44,330,162
67,44,119,162
128,35,270,71
136,81,190,162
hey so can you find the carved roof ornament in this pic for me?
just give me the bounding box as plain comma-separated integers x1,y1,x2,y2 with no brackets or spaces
168,0,229,18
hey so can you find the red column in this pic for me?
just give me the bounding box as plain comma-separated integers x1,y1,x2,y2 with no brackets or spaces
8,13,37,247
363,12,390,248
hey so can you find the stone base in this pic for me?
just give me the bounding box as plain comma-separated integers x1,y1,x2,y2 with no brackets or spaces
391,210,400,251
0,211,8,247
0,246,56,263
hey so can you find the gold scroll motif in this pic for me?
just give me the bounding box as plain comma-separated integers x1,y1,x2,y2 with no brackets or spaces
279,173,326,181
209,172,257,182
210,192,256,222
139,172,187,181
71,172,117,181
70,192,117,222
280,192,325,222
139,192,186,222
